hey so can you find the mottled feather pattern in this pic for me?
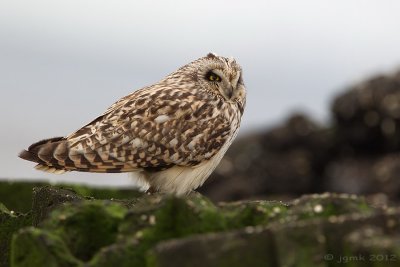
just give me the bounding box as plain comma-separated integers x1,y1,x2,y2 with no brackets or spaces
19,53,246,194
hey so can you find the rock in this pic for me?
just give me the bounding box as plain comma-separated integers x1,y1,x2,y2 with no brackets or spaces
11,186,400,267
11,227,82,267
200,114,334,202
286,193,373,221
217,200,288,228
0,181,44,213
9,186,291,266
87,239,140,267
92,196,288,267
112,193,233,266
147,229,276,267
271,219,327,266
270,193,375,266
322,208,400,266
42,201,127,261
344,225,400,267
31,185,141,227
32,186,84,226
70,186,142,200
0,181,142,214
332,71,400,153
0,203,31,267
324,154,400,197
270,208,400,267
148,194,400,267
3,184,141,267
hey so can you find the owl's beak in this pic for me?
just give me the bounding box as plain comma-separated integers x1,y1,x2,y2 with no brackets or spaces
225,86,234,99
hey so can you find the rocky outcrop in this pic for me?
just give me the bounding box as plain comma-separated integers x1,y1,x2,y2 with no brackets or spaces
1,184,399,267
333,72,400,153
199,115,334,200
0,182,141,267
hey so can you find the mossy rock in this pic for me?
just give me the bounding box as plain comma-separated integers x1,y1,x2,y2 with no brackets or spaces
147,229,277,267
218,200,289,228
69,185,142,201
14,189,289,267
88,194,288,267
8,186,400,267
32,186,84,226
0,181,44,213
111,193,230,266
148,210,400,267
0,181,142,215
285,192,373,222
42,200,127,261
11,227,82,267
0,203,31,267
343,225,400,267
271,220,327,267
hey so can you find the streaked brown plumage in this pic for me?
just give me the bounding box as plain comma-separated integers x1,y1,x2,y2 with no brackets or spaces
19,53,246,195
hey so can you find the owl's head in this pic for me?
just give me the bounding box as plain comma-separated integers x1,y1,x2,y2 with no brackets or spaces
169,53,246,108
192,53,246,103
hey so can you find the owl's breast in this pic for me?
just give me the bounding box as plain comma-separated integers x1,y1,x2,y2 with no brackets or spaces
223,100,243,127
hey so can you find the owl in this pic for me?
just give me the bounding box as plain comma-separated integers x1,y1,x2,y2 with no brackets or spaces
19,53,246,195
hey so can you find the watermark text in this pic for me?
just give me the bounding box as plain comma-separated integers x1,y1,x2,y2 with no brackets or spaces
323,253,397,264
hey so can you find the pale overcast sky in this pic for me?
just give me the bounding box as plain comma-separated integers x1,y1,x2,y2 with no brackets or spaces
1,1,400,185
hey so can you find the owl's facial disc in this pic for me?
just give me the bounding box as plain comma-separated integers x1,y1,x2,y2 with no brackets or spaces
207,69,241,101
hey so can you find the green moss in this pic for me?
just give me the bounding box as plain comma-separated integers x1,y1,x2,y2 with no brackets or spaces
114,193,228,266
0,203,32,267
70,186,142,200
0,181,44,213
43,201,127,261
109,194,288,266
11,227,82,267
287,193,373,221
0,181,142,215
272,222,327,267
119,193,225,238
146,229,278,267
219,200,289,228
32,186,84,226
88,240,141,267
8,186,397,267
150,194,226,238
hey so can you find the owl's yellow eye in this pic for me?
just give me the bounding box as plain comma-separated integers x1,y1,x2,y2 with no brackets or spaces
206,71,221,82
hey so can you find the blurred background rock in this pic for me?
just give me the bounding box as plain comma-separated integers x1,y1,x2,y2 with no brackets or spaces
200,70,400,202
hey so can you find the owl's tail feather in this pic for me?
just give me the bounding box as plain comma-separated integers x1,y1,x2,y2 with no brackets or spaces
19,137,69,174
20,137,138,174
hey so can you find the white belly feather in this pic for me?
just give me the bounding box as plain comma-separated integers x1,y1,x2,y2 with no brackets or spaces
148,110,240,195
131,124,239,195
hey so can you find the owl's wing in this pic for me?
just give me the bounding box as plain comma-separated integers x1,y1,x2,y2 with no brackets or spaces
102,86,153,115
56,88,231,173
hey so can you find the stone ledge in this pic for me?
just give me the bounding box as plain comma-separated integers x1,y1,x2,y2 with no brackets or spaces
2,185,400,267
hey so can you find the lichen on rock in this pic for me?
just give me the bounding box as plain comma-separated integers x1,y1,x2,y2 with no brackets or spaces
0,203,31,267
2,185,400,267
11,227,82,267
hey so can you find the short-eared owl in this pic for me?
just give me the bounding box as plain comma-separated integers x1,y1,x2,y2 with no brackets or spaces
19,53,246,195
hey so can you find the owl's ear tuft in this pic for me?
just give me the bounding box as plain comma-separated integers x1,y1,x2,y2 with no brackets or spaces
207,52,217,58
